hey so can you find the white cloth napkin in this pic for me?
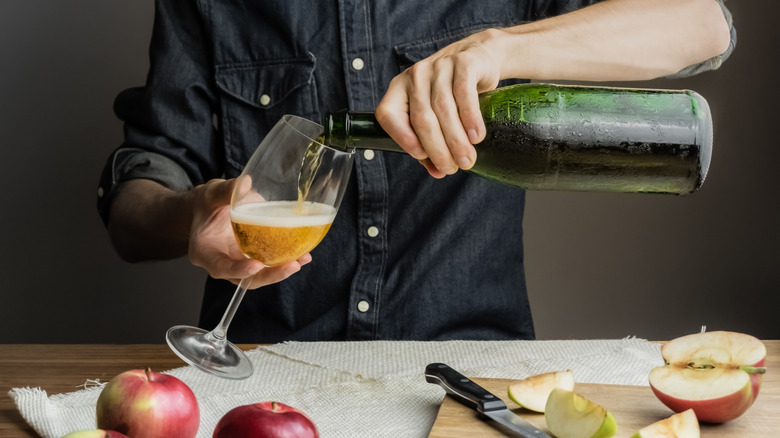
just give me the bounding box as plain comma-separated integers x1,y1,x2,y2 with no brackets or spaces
9,338,662,438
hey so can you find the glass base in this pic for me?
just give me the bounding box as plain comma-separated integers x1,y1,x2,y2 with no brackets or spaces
166,325,253,380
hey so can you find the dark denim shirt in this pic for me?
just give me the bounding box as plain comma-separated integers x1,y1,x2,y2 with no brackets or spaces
97,0,735,342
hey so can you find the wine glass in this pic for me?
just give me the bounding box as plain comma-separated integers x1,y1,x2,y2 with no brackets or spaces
166,115,354,379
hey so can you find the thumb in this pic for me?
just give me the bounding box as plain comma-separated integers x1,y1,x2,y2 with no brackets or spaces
198,178,236,210
213,178,238,204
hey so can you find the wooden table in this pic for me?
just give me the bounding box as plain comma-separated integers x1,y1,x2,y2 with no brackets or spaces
0,344,257,437
2,342,777,437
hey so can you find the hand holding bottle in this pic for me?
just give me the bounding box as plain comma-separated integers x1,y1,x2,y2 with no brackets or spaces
376,28,504,178
374,0,731,179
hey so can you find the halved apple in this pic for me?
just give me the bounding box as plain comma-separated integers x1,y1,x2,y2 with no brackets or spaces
630,409,699,438
648,331,766,423
544,388,617,438
507,369,575,412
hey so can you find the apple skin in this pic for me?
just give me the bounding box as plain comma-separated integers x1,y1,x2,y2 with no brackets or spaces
544,388,617,438
648,331,766,423
61,431,129,438
213,401,319,438
96,368,200,438
649,381,753,424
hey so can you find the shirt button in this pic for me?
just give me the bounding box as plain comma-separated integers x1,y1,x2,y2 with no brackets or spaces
363,149,375,160
366,226,379,238
97,187,104,198
357,300,370,312
259,94,271,106
351,57,365,71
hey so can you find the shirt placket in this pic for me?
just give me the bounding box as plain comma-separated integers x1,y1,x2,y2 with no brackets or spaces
339,0,388,340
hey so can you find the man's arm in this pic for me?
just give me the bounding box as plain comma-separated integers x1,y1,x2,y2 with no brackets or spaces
107,179,194,262
376,0,733,178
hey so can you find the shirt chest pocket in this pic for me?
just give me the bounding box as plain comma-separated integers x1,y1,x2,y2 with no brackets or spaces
393,24,527,89
215,55,319,174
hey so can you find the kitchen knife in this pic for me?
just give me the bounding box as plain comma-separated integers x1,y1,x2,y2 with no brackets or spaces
425,362,552,438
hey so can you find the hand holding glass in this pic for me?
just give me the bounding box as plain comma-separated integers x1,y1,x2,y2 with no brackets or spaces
166,115,354,379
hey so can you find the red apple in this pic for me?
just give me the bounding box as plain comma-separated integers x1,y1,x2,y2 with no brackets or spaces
61,430,129,438
213,401,319,438
96,368,200,438
648,331,766,423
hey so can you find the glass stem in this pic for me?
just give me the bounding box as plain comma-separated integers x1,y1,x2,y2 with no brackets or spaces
208,275,254,344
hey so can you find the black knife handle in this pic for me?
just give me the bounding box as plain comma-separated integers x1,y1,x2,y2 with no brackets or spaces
425,363,507,413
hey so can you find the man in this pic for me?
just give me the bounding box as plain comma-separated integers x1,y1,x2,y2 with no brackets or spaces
98,0,735,342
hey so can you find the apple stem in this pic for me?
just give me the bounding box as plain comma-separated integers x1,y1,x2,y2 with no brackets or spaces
145,367,154,381
739,365,767,375
272,401,279,412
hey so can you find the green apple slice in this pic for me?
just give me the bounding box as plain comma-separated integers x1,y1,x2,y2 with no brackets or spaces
544,388,617,438
630,409,699,438
507,370,575,412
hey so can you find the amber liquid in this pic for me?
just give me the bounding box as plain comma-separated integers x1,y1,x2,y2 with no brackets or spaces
230,201,335,266
296,137,327,213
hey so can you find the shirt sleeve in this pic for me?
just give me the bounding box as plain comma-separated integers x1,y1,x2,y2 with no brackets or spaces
96,0,220,226
668,0,736,78
96,148,194,225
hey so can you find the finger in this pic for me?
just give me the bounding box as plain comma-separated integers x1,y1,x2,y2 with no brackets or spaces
296,253,313,266
407,63,458,175
418,158,447,179
452,62,487,150
248,260,303,289
376,77,427,160
232,175,252,201
210,254,264,282
203,178,235,208
429,60,476,171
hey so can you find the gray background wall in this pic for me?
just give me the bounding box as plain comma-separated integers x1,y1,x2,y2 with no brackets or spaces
1,1,777,344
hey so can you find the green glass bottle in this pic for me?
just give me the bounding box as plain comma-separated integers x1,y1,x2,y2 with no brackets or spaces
324,83,713,195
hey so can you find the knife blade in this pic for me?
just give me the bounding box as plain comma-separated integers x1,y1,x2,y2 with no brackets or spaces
425,363,552,438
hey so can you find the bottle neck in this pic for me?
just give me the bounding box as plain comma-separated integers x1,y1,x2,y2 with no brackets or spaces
324,111,405,153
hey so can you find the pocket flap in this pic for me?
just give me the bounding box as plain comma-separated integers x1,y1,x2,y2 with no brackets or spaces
393,24,497,70
216,53,316,109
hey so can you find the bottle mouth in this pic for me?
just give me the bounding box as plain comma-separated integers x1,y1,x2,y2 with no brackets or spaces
322,111,350,151
689,91,713,190
281,114,354,155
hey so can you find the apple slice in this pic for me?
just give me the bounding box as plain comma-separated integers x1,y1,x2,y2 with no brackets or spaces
630,409,700,438
544,388,617,438
648,331,766,423
507,369,575,412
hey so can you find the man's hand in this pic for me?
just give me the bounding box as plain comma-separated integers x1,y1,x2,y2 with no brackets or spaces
187,178,311,289
108,178,309,290
376,29,505,178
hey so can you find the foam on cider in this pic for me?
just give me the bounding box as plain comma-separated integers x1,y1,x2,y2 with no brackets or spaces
230,201,336,266
230,201,336,227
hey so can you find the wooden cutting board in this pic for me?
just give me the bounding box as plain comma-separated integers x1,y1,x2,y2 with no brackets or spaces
427,378,780,437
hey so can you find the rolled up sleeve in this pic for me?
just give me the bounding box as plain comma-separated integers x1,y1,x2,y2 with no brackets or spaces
96,148,194,226
669,0,736,78
96,0,220,226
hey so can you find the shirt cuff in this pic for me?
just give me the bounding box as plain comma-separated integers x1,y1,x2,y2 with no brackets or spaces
96,148,193,226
